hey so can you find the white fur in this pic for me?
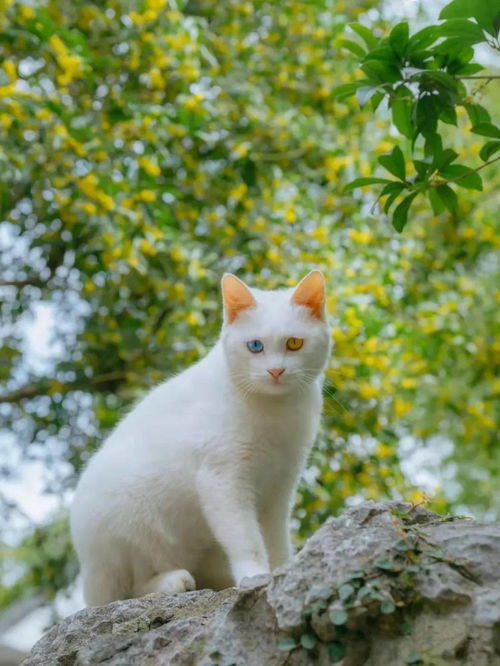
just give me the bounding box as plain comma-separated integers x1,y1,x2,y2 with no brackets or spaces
70,277,331,606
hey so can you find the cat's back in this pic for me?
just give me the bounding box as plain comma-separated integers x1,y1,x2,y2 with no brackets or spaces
102,344,227,453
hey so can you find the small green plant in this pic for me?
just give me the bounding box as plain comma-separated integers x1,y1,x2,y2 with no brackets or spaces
276,507,475,664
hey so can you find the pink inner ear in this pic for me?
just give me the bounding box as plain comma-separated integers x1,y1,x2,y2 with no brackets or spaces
291,271,325,319
222,275,256,323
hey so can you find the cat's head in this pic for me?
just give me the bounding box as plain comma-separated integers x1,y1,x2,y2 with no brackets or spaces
220,271,331,396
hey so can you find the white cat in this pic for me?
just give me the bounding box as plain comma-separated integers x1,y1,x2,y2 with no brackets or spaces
70,270,331,606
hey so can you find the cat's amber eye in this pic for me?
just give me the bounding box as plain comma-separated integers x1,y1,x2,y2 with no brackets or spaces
286,337,303,351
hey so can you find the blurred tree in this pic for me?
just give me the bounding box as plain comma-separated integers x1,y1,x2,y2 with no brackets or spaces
0,0,498,613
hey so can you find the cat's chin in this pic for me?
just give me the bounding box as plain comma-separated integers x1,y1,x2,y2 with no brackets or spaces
250,380,299,397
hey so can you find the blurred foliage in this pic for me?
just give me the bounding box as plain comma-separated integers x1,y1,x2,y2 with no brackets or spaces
0,0,499,614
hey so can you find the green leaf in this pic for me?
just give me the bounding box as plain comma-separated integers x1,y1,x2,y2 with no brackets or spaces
479,140,500,162
424,133,443,159
378,146,406,181
413,159,431,180
408,25,439,52
405,650,423,664
436,184,458,213
384,190,404,214
439,165,482,190
433,148,458,170
371,91,385,111
348,23,379,49
277,638,297,651
362,58,401,84
343,177,392,192
428,187,445,215
454,63,484,75
331,82,365,101
427,187,445,215
471,122,500,139
300,633,317,650
464,103,491,126
380,600,396,614
337,38,366,58
391,98,413,139
401,619,413,636
440,0,500,37
418,71,459,103
389,22,409,57
438,19,486,44
439,106,457,126
329,609,348,625
374,555,393,569
327,641,347,663
415,95,438,139
392,192,418,232
381,182,406,196
338,583,355,601
439,0,473,19
367,46,398,61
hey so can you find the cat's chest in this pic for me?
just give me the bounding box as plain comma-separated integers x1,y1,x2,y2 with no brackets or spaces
232,394,321,463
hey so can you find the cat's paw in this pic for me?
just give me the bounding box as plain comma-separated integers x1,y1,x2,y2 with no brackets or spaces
137,569,196,596
234,560,271,586
155,569,196,593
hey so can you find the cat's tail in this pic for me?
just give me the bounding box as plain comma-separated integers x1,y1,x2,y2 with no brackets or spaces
135,569,196,597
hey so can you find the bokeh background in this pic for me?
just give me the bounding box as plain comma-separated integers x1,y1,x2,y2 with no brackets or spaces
0,0,498,658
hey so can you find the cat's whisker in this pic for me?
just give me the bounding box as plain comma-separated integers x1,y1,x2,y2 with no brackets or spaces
322,385,350,414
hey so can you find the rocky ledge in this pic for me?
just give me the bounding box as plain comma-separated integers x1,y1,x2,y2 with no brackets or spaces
24,501,500,665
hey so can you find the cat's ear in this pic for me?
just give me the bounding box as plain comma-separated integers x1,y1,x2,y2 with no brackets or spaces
291,270,326,320
221,274,257,323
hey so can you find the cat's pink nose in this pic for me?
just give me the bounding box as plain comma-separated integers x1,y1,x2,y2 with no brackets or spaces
267,367,285,382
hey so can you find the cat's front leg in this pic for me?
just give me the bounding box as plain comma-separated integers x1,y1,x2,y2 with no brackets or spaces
261,499,293,569
196,466,270,585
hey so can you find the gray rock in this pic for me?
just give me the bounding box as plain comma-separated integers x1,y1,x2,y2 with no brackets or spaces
24,502,500,666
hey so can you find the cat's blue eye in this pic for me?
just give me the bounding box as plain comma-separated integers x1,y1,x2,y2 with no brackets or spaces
247,339,264,353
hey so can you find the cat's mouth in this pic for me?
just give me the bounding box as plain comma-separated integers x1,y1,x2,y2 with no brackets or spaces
250,374,297,396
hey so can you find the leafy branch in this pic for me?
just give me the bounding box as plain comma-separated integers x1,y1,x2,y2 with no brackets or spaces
334,0,500,231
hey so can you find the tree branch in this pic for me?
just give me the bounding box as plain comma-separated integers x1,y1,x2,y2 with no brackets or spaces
0,371,127,404
455,75,500,80
0,278,46,289
433,155,500,187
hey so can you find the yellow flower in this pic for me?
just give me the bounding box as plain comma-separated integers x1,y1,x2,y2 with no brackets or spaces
393,397,412,417
96,192,114,211
358,383,379,399
138,157,161,177
408,489,428,504
375,140,393,155
186,313,199,326
139,239,157,256
146,0,167,10
19,5,35,20
0,113,12,129
267,248,280,263
349,229,373,244
183,92,204,111
138,189,156,202
2,60,17,81
228,183,247,201
81,202,97,215
148,67,164,89
375,443,392,459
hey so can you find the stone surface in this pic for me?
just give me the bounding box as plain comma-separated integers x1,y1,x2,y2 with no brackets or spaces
24,502,500,666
